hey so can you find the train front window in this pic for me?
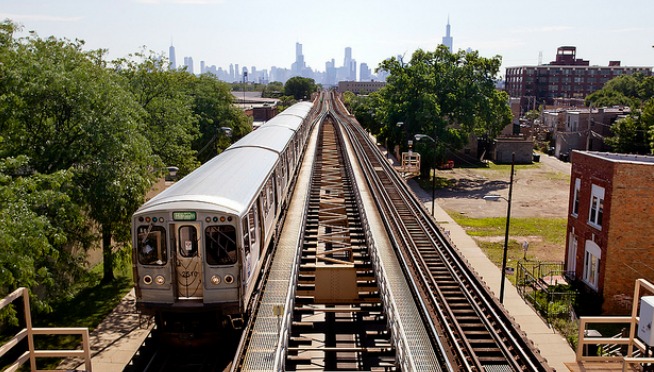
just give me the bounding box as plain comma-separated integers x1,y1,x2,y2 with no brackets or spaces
137,225,167,266
206,225,237,266
178,226,198,257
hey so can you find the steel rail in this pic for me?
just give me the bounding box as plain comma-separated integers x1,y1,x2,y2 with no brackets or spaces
331,92,550,371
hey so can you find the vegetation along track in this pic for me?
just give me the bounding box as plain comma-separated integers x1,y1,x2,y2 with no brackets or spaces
331,93,552,371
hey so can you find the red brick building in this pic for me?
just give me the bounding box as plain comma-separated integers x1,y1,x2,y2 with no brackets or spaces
505,46,652,113
564,151,654,314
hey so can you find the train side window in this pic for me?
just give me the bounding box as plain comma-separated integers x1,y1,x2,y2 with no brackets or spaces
137,225,167,266
242,217,250,255
265,178,274,213
248,208,257,246
178,226,198,257
261,189,268,212
205,225,237,265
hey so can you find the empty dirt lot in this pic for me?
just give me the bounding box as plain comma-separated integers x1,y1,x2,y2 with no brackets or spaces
432,154,572,219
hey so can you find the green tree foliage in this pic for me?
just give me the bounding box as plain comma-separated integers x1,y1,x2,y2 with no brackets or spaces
342,91,384,135
586,74,654,154
0,21,158,285
585,73,654,108
116,53,200,176
373,46,511,175
262,81,284,98
0,156,90,312
284,77,317,101
189,74,251,162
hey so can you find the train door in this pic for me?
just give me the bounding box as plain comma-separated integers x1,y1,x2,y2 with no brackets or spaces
172,223,203,299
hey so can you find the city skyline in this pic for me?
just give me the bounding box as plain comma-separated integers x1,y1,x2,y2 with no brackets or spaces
2,0,653,81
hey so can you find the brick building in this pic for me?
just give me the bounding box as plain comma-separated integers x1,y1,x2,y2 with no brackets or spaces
552,107,629,159
337,81,386,95
564,151,654,314
505,46,652,112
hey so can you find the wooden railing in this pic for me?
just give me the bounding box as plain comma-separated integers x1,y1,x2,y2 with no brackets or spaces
576,279,654,371
0,287,92,371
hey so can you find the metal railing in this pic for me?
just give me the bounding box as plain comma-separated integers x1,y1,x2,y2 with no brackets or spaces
516,261,577,324
0,287,92,371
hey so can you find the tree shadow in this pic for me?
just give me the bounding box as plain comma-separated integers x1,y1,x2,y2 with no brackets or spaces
438,178,508,200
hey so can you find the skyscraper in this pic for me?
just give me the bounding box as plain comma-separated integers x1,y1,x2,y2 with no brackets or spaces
442,17,453,52
184,56,194,74
292,42,306,76
169,44,177,69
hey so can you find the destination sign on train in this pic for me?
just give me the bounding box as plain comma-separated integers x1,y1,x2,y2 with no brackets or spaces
172,211,197,221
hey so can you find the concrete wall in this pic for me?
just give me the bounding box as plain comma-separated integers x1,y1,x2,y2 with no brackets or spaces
494,139,533,164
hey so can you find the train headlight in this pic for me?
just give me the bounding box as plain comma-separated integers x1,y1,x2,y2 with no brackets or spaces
224,274,234,284
143,275,153,285
155,275,165,285
211,275,221,285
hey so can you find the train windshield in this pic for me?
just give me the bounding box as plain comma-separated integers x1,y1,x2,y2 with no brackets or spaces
205,225,237,266
137,225,167,266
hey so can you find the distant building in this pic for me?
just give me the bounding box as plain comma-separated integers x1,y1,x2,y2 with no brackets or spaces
184,56,194,74
550,107,629,159
169,44,176,70
336,81,386,95
360,63,372,82
505,46,652,112
564,151,654,314
441,17,453,52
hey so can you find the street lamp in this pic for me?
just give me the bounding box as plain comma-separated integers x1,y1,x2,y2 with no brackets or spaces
483,152,515,304
414,134,437,216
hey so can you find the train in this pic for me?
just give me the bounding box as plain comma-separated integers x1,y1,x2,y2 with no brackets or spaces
131,101,316,337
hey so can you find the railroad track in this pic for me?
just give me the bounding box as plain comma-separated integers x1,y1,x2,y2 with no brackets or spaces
330,92,551,371
233,101,397,370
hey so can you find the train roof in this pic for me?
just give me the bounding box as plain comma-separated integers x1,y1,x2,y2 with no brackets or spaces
259,102,313,132
279,101,313,117
225,126,294,154
136,147,278,217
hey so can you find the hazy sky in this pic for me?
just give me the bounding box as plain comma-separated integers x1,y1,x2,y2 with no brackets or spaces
3,0,653,77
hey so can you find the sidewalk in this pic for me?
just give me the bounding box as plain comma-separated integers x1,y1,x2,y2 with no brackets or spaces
58,289,153,372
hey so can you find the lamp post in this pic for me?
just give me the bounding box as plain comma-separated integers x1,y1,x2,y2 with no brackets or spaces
483,152,515,304
414,134,437,216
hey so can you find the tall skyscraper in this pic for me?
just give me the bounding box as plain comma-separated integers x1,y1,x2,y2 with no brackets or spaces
292,42,306,76
442,17,453,52
169,44,177,69
184,56,194,74
360,63,371,81
343,47,356,81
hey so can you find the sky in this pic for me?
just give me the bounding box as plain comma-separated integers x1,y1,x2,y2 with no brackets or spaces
2,0,653,78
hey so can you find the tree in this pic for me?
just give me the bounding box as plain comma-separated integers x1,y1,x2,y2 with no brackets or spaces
0,24,158,284
116,53,200,176
188,74,251,162
375,46,511,176
0,155,90,311
585,73,653,108
262,81,284,98
585,74,654,154
284,76,317,101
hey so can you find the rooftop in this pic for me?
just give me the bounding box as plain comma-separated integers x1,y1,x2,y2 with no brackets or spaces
577,151,654,165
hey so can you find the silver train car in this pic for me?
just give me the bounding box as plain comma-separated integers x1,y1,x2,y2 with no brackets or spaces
132,101,314,333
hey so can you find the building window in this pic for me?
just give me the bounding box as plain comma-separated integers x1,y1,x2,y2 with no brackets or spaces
572,178,581,216
583,240,601,290
567,232,577,274
588,184,605,228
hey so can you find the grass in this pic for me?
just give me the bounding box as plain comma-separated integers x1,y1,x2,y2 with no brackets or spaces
449,214,567,244
448,213,568,282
